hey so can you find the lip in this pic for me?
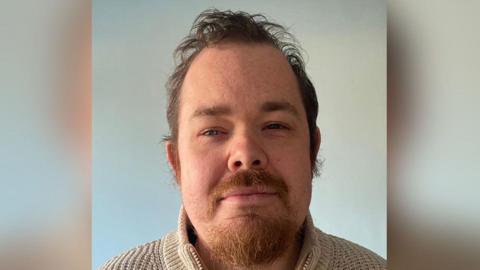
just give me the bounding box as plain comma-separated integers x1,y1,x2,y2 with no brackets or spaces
220,187,277,202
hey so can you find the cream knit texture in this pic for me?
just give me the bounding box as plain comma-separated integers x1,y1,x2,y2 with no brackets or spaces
100,208,386,270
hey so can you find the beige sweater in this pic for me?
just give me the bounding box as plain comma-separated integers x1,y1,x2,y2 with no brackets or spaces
100,208,386,270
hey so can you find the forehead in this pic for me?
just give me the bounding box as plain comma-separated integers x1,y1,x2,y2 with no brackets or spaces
180,42,304,118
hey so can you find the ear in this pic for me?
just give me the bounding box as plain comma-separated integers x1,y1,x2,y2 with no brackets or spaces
165,141,180,183
314,127,321,157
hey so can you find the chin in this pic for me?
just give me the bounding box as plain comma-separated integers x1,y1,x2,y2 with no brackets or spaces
220,205,283,221
206,208,298,267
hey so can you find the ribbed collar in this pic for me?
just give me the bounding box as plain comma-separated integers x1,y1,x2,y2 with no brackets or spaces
168,206,324,270
177,206,192,246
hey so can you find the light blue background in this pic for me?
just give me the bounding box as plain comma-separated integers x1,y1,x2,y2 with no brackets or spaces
93,0,386,268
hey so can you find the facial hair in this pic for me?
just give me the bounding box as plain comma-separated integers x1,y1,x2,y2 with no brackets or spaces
200,169,300,268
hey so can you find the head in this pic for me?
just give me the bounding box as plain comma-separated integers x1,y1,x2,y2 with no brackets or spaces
164,9,321,267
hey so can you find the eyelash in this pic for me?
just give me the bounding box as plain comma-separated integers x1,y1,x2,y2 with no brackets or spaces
201,129,223,137
200,123,289,138
264,123,289,130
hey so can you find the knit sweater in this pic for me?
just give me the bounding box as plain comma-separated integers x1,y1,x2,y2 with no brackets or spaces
100,208,386,270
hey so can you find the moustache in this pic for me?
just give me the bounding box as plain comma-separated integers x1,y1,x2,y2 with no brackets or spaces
208,169,289,217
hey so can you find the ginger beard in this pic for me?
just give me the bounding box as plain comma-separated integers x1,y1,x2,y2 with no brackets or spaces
199,169,301,268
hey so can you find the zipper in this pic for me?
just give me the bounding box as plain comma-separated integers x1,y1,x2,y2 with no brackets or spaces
189,245,204,270
302,252,313,270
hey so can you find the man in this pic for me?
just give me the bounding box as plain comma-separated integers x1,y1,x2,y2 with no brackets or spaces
101,9,386,270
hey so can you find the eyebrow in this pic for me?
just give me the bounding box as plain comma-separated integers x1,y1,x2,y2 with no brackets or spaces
191,101,300,119
260,101,300,118
192,105,232,118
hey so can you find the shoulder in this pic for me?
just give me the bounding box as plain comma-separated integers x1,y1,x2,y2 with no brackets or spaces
98,238,164,270
314,229,386,270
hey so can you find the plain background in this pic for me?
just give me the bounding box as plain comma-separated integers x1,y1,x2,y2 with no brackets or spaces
93,0,386,268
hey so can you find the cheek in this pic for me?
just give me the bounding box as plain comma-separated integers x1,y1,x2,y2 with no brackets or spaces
268,134,312,176
277,153,312,197
178,144,227,215
267,137,312,208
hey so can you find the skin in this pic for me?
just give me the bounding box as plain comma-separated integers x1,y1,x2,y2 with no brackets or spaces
166,41,320,270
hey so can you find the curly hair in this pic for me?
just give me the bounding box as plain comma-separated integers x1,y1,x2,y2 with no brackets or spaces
164,9,320,175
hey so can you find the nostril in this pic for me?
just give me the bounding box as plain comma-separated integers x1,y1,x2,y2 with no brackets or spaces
234,161,242,167
252,160,261,166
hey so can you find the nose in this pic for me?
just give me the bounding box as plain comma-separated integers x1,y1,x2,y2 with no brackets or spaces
227,132,268,172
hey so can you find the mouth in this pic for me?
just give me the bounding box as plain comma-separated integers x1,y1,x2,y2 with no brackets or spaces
220,187,278,203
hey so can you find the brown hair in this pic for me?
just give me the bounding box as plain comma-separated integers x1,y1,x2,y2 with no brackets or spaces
164,9,320,175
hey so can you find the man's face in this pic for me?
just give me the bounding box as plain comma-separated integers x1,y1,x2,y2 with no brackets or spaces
168,42,316,258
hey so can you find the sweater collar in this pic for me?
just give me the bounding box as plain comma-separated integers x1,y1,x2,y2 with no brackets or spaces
177,205,192,246
174,206,322,270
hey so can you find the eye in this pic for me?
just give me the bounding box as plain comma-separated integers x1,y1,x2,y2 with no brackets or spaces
201,129,222,137
264,123,288,130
